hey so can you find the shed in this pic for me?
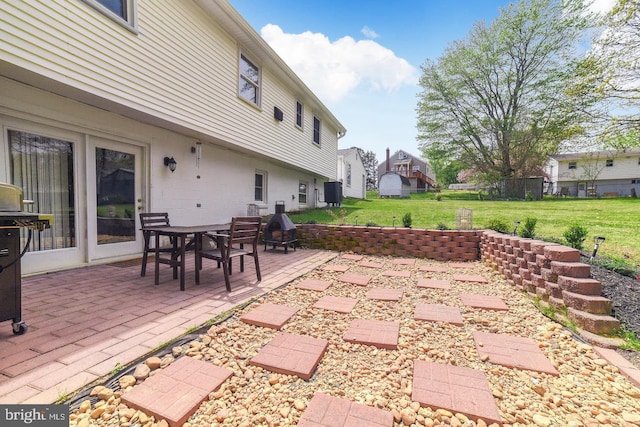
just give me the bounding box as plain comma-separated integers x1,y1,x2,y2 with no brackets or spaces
378,173,411,198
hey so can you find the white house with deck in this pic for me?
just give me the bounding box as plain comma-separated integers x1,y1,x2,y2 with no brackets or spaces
337,148,366,199
546,149,640,197
0,0,346,274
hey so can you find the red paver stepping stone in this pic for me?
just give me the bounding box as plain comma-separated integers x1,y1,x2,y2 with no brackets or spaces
419,265,448,273
343,319,400,349
296,278,332,291
449,262,475,269
341,254,364,261
473,331,559,376
382,270,411,277
359,261,383,268
249,333,329,380
121,356,232,427
313,295,359,313
366,288,403,301
412,360,502,425
593,346,640,388
460,294,509,311
415,303,464,326
453,274,488,283
298,392,394,427
393,258,416,265
417,278,452,290
339,272,371,286
322,264,350,272
240,303,299,330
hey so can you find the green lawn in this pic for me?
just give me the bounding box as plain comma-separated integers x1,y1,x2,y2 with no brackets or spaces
288,191,640,272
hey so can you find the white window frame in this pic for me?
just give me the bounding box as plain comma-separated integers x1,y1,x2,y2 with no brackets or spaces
254,171,267,203
568,161,577,170
239,53,261,107
313,116,321,145
296,101,304,129
82,0,138,33
298,181,308,205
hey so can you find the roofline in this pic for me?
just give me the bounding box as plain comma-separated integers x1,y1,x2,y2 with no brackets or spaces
549,148,640,161
196,0,346,135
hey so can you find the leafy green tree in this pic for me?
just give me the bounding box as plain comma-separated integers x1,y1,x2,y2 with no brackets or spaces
357,148,379,190
421,146,464,187
417,0,593,186
571,0,640,147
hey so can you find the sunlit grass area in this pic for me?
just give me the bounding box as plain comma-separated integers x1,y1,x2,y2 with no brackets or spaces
288,190,640,271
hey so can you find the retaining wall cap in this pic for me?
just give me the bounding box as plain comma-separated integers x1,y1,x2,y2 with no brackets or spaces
544,245,581,262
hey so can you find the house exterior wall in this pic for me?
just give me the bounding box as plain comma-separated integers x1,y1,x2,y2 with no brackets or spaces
377,149,435,192
0,0,344,274
337,148,366,199
549,150,640,197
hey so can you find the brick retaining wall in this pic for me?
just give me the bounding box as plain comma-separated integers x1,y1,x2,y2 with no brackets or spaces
295,224,619,337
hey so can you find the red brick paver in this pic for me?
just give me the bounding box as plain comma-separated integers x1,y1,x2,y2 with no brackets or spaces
417,278,452,290
366,288,403,301
341,254,364,261
473,331,559,376
298,392,394,427
382,270,411,278
449,262,475,269
295,279,332,292
343,319,400,350
240,303,299,330
412,360,502,425
460,294,509,311
338,273,371,286
249,333,328,380
121,356,232,427
415,304,464,326
593,346,640,388
313,296,359,313
453,274,489,283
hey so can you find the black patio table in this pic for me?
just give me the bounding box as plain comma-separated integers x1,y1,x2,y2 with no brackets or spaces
145,223,230,291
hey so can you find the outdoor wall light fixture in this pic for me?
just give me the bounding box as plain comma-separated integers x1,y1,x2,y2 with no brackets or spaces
164,156,177,172
590,236,606,261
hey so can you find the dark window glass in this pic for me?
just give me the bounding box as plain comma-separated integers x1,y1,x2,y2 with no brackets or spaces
296,101,303,127
97,0,126,18
313,116,320,144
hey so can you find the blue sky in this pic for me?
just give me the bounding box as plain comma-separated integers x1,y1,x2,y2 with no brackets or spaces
230,0,615,164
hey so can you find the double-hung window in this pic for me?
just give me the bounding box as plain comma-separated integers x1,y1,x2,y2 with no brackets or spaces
346,163,352,187
568,162,577,170
296,101,304,128
83,0,137,29
239,53,261,107
255,171,267,202
313,116,321,145
606,159,614,167
298,182,308,205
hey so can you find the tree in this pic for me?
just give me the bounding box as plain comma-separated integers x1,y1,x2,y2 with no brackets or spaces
571,0,640,147
421,146,464,187
356,148,378,190
416,0,593,187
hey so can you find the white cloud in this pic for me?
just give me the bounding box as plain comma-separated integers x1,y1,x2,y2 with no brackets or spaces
361,25,379,39
260,24,418,104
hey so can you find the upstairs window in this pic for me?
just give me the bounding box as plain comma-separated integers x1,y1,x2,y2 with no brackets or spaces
568,161,577,170
239,53,261,106
313,116,321,145
296,101,304,128
606,159,614,167
83,0,137,28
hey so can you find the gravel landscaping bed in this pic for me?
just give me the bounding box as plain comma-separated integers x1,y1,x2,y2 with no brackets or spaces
70,256,640,427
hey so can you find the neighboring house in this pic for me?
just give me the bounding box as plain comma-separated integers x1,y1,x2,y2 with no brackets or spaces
0,0,346,274
546,149,640,197
377,149,436,193
337,148,366,199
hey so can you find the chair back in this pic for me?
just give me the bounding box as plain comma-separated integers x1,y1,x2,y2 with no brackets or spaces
140,212,170,229
228,216,262,248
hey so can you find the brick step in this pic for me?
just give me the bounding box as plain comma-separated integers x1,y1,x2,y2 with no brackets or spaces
562,291,612,315
568,308,620,335
557,276,602,296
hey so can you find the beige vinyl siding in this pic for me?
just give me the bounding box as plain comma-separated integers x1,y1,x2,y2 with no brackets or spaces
1,0,340,178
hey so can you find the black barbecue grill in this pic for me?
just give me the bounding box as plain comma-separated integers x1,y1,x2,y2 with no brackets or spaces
0,182,51,335
263,201,297,253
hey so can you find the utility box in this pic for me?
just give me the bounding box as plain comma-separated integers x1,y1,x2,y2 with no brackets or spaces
324,181,343,206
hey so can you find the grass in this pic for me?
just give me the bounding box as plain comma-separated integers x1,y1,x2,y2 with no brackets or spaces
289,190,640,273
